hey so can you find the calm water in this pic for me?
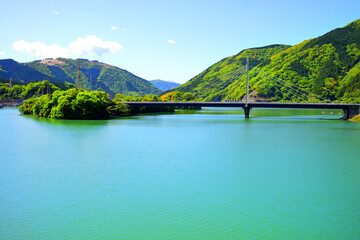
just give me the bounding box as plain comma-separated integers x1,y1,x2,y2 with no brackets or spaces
1,107,360,239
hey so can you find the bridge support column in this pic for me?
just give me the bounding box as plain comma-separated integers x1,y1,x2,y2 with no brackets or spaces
343,106,360,120
243,106,251,119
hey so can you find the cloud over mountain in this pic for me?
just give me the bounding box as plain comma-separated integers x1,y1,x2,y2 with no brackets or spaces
70,35,124,56
13,35,123,58
12,40,69,58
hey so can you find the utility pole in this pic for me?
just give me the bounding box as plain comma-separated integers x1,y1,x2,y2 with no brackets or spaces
9,77,13,88
246,57,249,107
76,60,81,89
243,57,251,119
47,81,50,95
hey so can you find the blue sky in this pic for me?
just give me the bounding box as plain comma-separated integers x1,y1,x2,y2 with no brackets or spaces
1,0,359,83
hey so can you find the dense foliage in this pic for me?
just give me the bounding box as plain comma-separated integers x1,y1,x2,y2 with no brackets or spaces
19,89,112,119
160,91,196,101
18,90,182,120
114,93,162,102
0,58,161,97
112,94,175,114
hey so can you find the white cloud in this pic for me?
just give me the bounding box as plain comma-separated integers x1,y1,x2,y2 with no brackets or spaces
111,26,117,30
0,51,5,55
12,40,69,58
168,40,176,44
54,10,59,15
121,28,127,32
12,35,123,58
69,35,124,56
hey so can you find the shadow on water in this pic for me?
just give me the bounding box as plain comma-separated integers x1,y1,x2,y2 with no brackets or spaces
181,107,343,121
14,107,345,127
20,112,111,129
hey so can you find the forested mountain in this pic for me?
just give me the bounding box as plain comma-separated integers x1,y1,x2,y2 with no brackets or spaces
0,58,161,96
174,19,360,103
149,80,180,91
174,45,290,101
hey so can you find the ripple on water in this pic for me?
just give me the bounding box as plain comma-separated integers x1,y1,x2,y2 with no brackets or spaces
1,108,360,239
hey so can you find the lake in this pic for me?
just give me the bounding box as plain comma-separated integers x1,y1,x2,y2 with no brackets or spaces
0,107,359,239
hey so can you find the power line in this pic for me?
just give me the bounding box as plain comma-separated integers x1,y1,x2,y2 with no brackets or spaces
262,75,309,101
76,60,81,89
258,69,330,102
263,70,327,100
47,81,50,95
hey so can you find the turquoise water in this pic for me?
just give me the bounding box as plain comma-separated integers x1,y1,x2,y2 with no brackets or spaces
0,107,360,239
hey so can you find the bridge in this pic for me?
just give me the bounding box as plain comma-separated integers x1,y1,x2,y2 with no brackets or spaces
126,57,360,120
124,101,360,120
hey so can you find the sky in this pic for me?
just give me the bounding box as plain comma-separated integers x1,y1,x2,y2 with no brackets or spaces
0,0,359,84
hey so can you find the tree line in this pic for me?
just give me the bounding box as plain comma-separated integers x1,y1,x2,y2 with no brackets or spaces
18,88,197,120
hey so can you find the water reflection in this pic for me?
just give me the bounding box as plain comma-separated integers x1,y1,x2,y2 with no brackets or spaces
14,107,344,125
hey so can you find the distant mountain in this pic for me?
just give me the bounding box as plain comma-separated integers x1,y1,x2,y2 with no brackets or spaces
149,80,180,91
0,58,161,96
174,18,360,103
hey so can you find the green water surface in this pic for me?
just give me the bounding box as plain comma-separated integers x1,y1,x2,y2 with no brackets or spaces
0,108,359,239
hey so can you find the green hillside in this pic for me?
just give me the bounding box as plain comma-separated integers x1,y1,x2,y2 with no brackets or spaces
0,59,54,83
174,44,290,101
0,80,72,100
0,58,161,97
174,44,291,101
175,19,360,103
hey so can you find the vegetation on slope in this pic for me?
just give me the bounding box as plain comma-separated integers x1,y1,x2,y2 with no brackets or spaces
0,58,161,97
174,19,360,103
0,80,74,100
245,18,360,103
52,58,161,96
0,59,55,83
173,45,290,101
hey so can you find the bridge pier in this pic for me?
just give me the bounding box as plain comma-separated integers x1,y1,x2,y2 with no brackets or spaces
243,106,251,119
342,106,360,120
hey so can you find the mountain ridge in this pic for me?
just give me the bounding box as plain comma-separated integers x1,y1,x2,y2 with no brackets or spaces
173,18,360,103
0,58,161,97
